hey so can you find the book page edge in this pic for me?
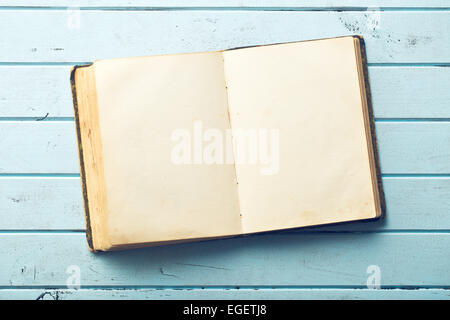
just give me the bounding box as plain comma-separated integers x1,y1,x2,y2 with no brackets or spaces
353,35,386,219
71,64,111,252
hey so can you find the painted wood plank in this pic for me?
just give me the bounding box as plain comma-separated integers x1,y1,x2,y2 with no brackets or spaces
1,121,450,174
312,176,450,231
369,67,450,119
0,66,73,119
376,122,450,174
0,177,84,230
1,66,449,119
1,1,448,9
0,288,449,300
0,11,449,63
0,233,448,286
1,177,449,230
0,122,79,174
0,1,447,301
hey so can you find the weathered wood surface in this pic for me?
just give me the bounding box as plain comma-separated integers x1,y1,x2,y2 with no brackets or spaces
0,2,449,299
1,66,449,119
1,1,449,8
0,11,449,63
1,289,449,300
1,122,450,174
1,177,450,231
0,233,449,286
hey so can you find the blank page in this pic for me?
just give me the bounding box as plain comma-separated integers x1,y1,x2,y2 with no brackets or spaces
93,53,242,246
223,37,378,234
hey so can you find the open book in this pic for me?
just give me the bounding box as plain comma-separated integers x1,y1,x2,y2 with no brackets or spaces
71,36,385,252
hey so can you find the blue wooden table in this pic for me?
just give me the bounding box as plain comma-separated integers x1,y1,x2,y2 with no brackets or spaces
0,1,449,300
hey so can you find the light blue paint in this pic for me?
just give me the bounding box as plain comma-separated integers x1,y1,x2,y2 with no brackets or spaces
1,121,450,174
0,11,449,63
1,177,450,231
2,66,449,118
0,1,449,299
1,288,450,300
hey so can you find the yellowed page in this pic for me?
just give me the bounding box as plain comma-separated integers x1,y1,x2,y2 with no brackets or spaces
223,37,378,234
93,52,241,248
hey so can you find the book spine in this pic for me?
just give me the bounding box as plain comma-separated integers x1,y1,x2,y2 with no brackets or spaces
70,65,96,251
356,36,387,218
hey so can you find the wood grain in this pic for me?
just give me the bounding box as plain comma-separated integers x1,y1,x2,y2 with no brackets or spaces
0,11,449,63
0,233,448,286
1,66,449,119
0,177,84,229
1,177,449,230
1,1,448,8
1,288,449,300
0,2,449,298
1,121,450,174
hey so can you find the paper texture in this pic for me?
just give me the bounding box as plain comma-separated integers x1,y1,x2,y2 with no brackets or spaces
223,37,377,233
93,53,242,246
78,36,379,249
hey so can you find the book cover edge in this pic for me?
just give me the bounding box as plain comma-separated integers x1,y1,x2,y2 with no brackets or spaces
355,35,387,219
70,36,385,252
70,64,96,252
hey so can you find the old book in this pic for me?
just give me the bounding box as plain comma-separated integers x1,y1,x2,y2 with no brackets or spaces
71,35,385,252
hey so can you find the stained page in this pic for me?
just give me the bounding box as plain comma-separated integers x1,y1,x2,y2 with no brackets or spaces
223,37,378,233
93,52,242,246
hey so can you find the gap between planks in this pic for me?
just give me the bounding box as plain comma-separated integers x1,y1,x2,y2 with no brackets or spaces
0,7,449,12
